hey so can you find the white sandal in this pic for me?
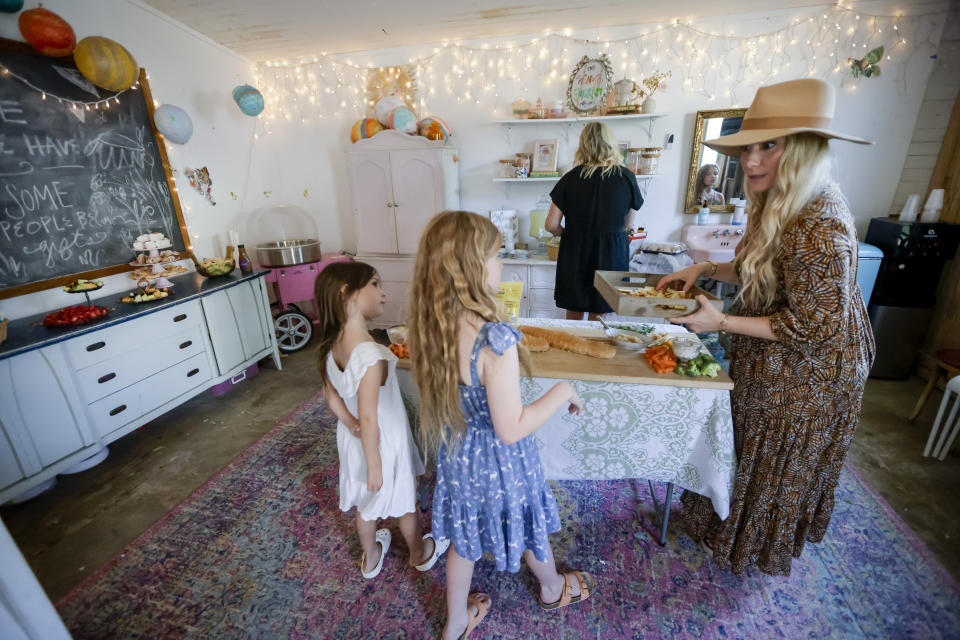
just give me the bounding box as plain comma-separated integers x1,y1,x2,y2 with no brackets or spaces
414,532,450,572
360,528,391,579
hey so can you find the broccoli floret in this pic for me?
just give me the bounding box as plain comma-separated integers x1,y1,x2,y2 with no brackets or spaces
674,360,700,377
701,361,721,377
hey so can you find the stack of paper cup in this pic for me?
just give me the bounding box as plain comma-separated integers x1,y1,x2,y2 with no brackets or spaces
899,194,921,222
921,189,944,223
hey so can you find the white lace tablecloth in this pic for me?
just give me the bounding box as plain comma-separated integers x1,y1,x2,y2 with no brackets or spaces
396,319,736,520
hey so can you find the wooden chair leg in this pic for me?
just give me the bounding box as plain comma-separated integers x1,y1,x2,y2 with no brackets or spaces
909,367,942,423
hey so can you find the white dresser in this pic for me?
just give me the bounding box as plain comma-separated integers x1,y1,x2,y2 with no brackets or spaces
0,273,279,504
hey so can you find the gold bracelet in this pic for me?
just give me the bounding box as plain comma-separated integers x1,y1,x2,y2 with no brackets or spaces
719,314,729,331
705,261,719,277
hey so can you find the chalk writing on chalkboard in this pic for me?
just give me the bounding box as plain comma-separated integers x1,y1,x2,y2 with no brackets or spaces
0,38,187,298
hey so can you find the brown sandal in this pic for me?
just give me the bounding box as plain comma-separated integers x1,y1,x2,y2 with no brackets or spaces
456,593,491,640
538,571,595,610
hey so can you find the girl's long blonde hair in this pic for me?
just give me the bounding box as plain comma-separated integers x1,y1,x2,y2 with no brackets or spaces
313,261,377,389
734,133,833,310
408,211,514,454
575,121,625,179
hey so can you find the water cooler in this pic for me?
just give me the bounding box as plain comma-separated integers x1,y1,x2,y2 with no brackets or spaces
864,218,960,379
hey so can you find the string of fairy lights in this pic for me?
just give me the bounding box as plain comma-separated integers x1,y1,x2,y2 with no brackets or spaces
253,2,947,135
0,64,142,110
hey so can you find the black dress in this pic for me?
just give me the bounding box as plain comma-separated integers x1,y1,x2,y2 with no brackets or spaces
549,165,643,313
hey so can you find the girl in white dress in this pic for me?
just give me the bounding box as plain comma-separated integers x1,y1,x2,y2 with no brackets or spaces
315,261,448,579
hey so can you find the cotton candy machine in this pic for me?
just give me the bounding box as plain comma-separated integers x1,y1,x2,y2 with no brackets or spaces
243,204,348,352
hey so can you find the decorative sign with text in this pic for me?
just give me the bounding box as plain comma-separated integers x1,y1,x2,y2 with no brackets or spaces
566,55,613,115
0,39,187,298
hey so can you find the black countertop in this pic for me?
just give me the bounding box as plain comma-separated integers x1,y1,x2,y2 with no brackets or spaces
0,270,269,362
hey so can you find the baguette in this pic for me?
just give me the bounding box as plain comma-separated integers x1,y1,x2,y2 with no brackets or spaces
520,333,550,352
519,326,616,359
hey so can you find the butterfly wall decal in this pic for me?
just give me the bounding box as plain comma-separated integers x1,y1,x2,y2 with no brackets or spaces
848,46,884,79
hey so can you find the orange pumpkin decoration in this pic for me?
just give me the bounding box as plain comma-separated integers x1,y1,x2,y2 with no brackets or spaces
18,7,76,57
74,36,138,92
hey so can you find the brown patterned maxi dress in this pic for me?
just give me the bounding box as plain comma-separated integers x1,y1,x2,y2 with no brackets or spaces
681,184,876,576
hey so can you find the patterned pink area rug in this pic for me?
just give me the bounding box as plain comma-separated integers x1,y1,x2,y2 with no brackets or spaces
57,393,960,639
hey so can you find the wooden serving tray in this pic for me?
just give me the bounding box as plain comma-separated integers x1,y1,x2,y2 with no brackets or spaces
594,270,723,318
396,327,733,390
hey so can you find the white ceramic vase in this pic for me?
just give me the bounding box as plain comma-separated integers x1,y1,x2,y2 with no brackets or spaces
642,96,656,114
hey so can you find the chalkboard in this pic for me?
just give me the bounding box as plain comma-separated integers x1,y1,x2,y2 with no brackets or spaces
0,38,187,299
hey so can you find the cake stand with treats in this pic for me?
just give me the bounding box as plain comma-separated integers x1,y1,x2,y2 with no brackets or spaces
129,232,188,282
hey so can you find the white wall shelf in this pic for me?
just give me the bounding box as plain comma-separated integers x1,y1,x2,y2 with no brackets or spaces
494,113,664,125
493,177,562,183
493,173,659,195
495,113,665,141
493,174,659,183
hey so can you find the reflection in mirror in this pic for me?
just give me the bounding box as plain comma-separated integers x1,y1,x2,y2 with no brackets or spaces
685,108,747,213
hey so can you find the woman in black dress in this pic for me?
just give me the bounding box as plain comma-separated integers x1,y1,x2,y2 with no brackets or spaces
545,122,643,320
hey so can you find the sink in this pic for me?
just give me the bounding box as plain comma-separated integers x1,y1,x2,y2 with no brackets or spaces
681,224,744,263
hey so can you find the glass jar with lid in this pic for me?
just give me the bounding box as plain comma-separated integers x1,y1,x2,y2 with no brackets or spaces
627,148,644,173
638,147,662,175
498,158,516,178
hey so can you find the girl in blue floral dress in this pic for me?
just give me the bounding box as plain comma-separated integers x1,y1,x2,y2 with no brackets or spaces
409,210,596,640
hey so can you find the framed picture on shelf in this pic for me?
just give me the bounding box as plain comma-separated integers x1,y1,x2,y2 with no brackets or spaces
532,138,559,172
618,141,630,164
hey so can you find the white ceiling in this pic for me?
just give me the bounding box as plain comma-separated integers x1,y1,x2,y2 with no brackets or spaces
143,0,828,63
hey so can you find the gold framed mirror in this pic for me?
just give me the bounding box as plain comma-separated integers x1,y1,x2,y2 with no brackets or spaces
684,108,747,214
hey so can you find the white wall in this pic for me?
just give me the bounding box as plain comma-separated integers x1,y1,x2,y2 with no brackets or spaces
0,0,257,319
247,0,948,256
887,3,960,216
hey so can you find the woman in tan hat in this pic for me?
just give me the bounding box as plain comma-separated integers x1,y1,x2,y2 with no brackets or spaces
657,78,876,576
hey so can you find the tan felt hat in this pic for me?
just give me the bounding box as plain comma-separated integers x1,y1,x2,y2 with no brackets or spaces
703,78,872,156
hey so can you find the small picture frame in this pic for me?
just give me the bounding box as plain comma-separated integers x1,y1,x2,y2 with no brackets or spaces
532,138,559,172
618,141,630,164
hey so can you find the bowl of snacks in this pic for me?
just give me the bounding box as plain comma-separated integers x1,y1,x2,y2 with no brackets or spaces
187,248,235,277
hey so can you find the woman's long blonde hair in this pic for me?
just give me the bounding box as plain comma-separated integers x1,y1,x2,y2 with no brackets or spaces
409,211,517,455
734,133,833,309
575,121,625,179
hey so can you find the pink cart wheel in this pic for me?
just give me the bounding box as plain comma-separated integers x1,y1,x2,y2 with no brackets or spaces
274,310,312,352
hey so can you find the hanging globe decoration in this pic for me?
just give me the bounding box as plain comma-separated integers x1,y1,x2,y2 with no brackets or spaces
233,84,264,116
417,116,451,140
386,107,417,134
74,36,138,91
18,7,76,56
1,0,25,14
374,95,407,126
350,118,384,143
154,104,193,144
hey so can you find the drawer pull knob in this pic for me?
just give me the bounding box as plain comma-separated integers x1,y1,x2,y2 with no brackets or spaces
86,341,106,352
173,313,187,322
179,340,193,349
109,404,127,416
97,372,116,384
187,368,200,377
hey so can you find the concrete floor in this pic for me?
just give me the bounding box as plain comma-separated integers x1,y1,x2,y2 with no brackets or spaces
2,347,959,603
